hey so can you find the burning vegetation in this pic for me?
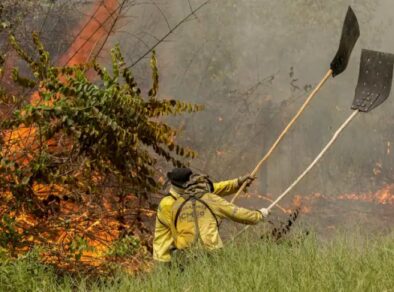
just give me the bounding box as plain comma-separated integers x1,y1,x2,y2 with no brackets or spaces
0,1,202,274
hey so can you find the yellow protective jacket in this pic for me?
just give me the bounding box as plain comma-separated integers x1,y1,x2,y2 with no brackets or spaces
153,178,262,262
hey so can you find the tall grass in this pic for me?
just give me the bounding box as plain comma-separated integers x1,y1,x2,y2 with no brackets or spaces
1,232,393,292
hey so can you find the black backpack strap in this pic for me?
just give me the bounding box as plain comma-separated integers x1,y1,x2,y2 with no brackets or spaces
174,194,219,229
157,215,168,227
174,197,191,228
191,199,202,245
166,193,177,200
194,196,219,227
173,197,203,246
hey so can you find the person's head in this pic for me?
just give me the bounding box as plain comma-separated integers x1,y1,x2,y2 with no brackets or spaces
167,167,193,188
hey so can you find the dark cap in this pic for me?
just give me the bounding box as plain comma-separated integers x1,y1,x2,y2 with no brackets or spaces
167,168,192,188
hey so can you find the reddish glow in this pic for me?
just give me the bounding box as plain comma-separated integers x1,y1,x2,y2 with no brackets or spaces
59,0,119,66
0,0,125,268
292,195,311,214
289,185,394,214
336,184,394,205
244,184,394,216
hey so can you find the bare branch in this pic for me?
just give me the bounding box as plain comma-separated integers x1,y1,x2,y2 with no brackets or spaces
150,0,171,31
38,1,54,36
62,0,126,66
92,0,130,61
127,0,211,69
67,0,106,50
117,30,151,50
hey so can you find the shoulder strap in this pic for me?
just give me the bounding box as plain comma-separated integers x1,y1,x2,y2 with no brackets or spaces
174,194,219,229
194,196,219,227
174,197,191,228
191,199,202,245
157,215,168,228
166,193,177,200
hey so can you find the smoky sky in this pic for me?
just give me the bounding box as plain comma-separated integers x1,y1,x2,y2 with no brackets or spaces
115,1,393,188
111,0,394,231
24,0,390,231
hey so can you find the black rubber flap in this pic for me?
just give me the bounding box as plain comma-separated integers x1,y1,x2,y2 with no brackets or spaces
352,49,394,112
330,6,360,77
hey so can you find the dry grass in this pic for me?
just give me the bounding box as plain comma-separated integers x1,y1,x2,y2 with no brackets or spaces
1,230,393,291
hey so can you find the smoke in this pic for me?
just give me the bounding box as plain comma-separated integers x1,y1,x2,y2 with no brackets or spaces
5,0,393,231
111,0,394,231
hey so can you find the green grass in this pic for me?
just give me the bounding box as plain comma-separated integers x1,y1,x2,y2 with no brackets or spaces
0,232,393,292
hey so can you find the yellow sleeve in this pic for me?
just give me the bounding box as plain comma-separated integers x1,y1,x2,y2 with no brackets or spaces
213,178,240,197
204,194,262,224
153,197,175,262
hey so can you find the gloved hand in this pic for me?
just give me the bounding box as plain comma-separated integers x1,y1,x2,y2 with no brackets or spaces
259,208,270,218
237,174,256,188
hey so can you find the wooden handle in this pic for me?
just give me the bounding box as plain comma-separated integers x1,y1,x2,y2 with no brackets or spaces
230,69,333,204
265,110,359,211
231,110,359,242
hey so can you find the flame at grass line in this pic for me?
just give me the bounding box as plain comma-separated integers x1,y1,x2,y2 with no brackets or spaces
293,185,394,212
241,184,394,216
336,185,394,205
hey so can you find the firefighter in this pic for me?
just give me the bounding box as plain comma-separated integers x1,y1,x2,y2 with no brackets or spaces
153,167,269,262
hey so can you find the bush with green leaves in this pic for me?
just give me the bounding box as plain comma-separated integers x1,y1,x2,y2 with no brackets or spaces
107,235,142,258
0,19,202,268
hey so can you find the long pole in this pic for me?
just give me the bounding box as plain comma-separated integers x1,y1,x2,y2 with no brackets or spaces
231,110,359,240
231,69,333,203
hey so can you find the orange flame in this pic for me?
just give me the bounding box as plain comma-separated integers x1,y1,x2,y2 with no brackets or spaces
59,0,119,66
244,184,394,217
289,185,394,215
292,195,311,214
1,0,130,269
30,0,119,104
337,184,394,205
